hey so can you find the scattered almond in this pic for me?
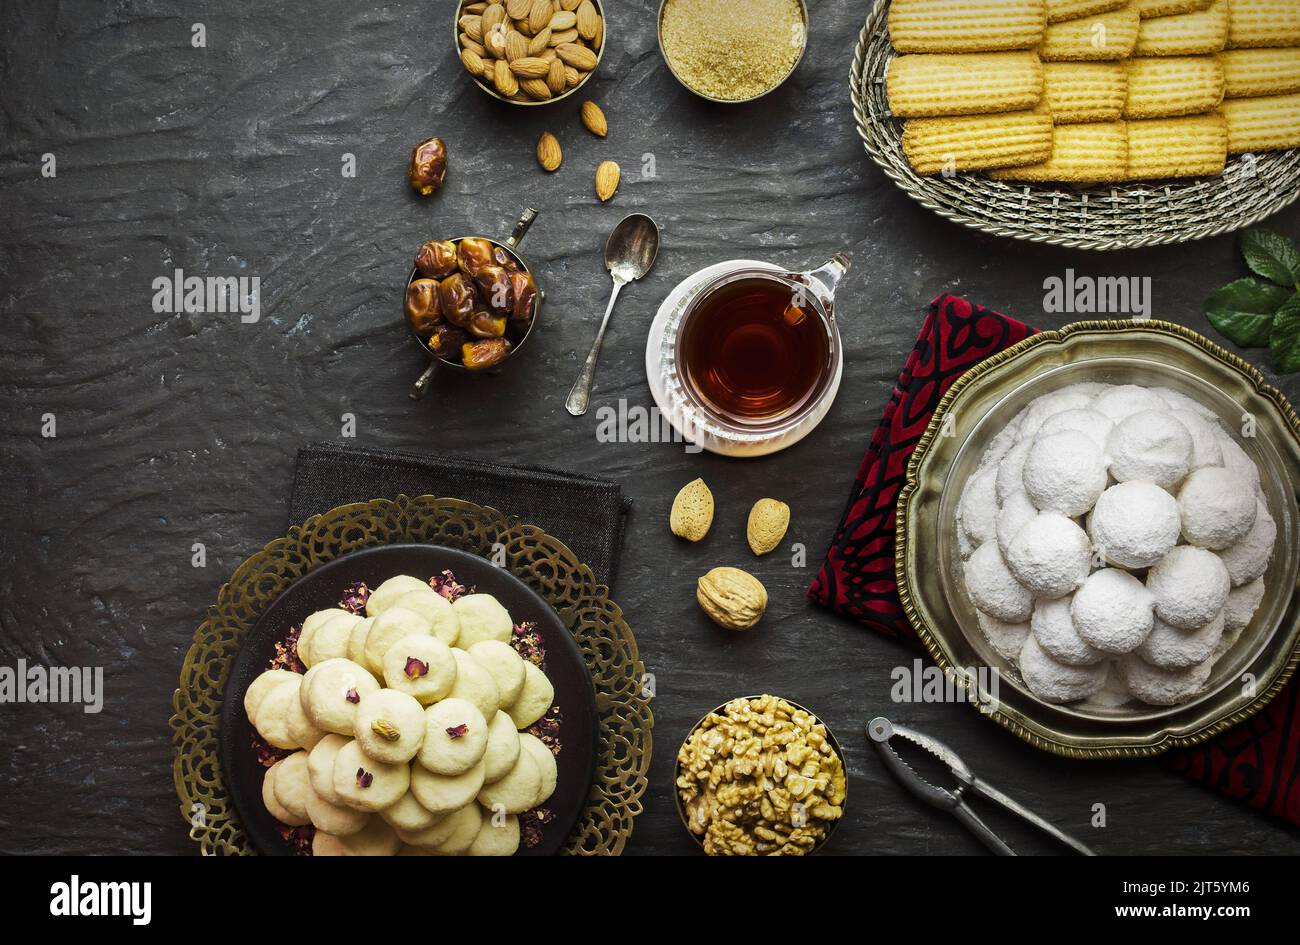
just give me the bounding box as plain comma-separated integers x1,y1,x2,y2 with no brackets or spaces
581,100,608,137
536,131,563,171
595,160,620,201
670,478,714,542
746,498,790,556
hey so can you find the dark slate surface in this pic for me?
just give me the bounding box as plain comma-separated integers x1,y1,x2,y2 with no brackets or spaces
2,0,1299,855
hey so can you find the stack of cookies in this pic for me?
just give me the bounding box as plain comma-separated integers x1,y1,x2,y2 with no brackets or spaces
888,0,1300,184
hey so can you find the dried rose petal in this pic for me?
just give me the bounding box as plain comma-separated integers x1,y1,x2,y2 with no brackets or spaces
404,657,429,679
345,687,360,704
446,723,469,739
356,767,373,789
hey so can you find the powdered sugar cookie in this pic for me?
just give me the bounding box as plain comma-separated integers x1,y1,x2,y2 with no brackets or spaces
1019,634,1107,703
1224,577,1265,633
419,697,489,775
262,758,309,826
1032,596,1106,666
996,440,1033,504
957,466,999,548
1088,480,1181,569
1005,511,1091,599
364,606,434,673
302,658,380,735
996,489,1038,556
1019,388,1096,438
1092,384,1167,423
1154,386,1216,420
976,610,1031,662
1072,568,1154,653
1216,430,1262,495
365,575,433,617
1168,409,1224,471
447,648,501,721
1147,546,1230,630
1107,411,1193,490
354,689,425,765
314,818,402,856
306,780,370,836
254,677,302,750
452,594,514,646
333,738,411,812
1217,497,1275,586
1137,611,1224,670
519,732,557,808
468,640,527,706
1037,407,1114,449
380,789,443,832
1117,652,1212,706
1023,430,1108,517
1178,467,1257,550
963,542,1034,623
410,759,487,814
308,733,349,803
478,744,541,815
482,709,523,783
506,659,555,729
467,813,521,856
393,589,461,645
382,634,457,704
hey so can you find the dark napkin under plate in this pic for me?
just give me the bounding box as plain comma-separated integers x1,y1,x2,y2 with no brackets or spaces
809,294,1300,827
289,443,631,588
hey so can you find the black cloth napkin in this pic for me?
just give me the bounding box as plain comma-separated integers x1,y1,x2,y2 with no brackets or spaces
289,442,631,588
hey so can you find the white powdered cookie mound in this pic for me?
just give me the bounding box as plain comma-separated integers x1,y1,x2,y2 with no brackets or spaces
957,466,999,548
1092,385,1167,423
996,489,1038,555
1088,480,1181,569
1217,497,1275,587
1146,546,1230,631
1117,653,1212,707
1072,569,1154,654
1136,612,1224,671
1154,387,1216,420
1004,512,1091,598
1216,430,1262,495
1223,578,1265,634
1018,388,1095,438
975,610,1030,663
1023,430,1108,517
1178,467,1257,550
1036,407,1114,449
996,440,1033,504
964,543,1035,623
1019,635,1107,703
1031,597,1105,667
1168,409,1224,471
308,733,350,804
1107,411,1193,490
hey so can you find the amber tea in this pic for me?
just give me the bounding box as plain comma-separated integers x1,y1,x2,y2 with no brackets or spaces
679,277,832,425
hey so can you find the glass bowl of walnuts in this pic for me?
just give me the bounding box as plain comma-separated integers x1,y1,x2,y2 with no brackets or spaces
455,0,606,105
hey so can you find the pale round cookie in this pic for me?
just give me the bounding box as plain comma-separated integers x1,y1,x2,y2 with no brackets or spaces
447,648,501,721
1018,388,1095,438
308,733,349,803
410,760,487,814
1004,512,1091,599
1036,407,1114,450
418,698,489,776
1136,611,1224,671
1218,497,1275,587
365,575,433,617
1178,467,1257,550
244,669,300,726
996,489,1038,557
262,759,309,826
286,690,325,751
507,660,555,729
957,466,999,548
347,617,376,673
254,678,302,750
319,818,403,856
1216,430,1262,495
482,709,523,783
1154,386,1216,420
380,789,443,832
304,612,362,668
354,689,426,765
311,831,348,856
1224,578,1265,634
1018,634,1107,704
1147,546,1230,630
1118,653,1213,707
1023,430,1107,517
364,606,434,673
431,803,484,854
1088,480,1181,570
1107,411,1193,490
1032,596,1105,667
963,542,1034,624
1072,568,1154,654
468,640,527,707
305,781,370,836
995,440,1033,504
518,732,557,808
332,738,411,812
396,806,466,848
478,745,541,815
451,593,514,646
297,608,349,667
302,658,380,735
467,813,520,856
1092,385,1167,423
1168,409,1224,471
975,610,1030,663
382,634,457,704
394,589,461,645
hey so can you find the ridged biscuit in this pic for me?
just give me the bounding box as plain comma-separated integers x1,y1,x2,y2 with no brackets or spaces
1048,0,1128,24
1221,48,1300,98
1133,0,1229,56
1226,0,1300,50
1039,4,1141,61
890,0,1048,53
1137,0,1212,17
1126,112,1228,178
990,121,1129,182
1220,93,1300,153
887,52,1045,117
902,110,1056,174
1124,56,1226,117
1043,61,1129,120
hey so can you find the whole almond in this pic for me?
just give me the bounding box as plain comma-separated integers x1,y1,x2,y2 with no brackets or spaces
595,159,620,201
482,3,508,34
560,0,581,9
494,57,519,96
540,47,558,62
509,56,550,79
521,78,552,99
505,30,528,61
546,58,567,94
564,65,581,87
506,0,531,17
576,0,599,40
528,26,552,54
746,498,791,556
460,33,487,56
549,28,579,46
549,10,577,30
464,1,488,11
581,100,608,137
514,17,533,37
537,132,562,172
484,25,508,58
670,478,714,542
592,14,603,49
461,48,486,77
528,0,553,34
556,42,597,70
459,14,483,43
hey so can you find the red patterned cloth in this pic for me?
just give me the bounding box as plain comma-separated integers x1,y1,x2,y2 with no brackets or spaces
809,293,1300,827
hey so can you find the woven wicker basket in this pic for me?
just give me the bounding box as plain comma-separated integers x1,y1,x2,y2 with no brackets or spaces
851,0,1300,251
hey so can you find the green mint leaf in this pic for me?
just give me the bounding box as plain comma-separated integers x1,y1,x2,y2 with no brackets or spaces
1268,295,1300,374
1242,229,1300,289
1205,278,1294,347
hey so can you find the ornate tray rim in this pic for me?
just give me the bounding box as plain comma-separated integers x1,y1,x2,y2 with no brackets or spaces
170,494,653,854
850,0,1300,251
895,319,1300,759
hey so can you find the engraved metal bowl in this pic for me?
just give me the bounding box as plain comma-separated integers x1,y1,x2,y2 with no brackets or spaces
896,321,1300,758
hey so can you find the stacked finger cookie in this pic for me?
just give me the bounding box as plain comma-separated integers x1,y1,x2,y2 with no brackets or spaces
888,0,1300,184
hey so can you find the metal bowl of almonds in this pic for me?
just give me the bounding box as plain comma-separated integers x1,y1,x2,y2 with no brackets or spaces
674,694,847,856
456,0,606,105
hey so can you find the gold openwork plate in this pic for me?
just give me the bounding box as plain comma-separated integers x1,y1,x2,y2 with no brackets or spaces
171,495,652,854
897,321,1300,758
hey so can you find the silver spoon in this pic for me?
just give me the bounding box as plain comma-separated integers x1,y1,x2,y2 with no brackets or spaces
565,213,660,416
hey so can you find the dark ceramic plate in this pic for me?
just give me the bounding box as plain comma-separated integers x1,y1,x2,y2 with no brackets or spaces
219,544,598,856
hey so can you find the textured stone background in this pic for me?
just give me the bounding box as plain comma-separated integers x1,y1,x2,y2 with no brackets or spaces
2,0,1299,854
